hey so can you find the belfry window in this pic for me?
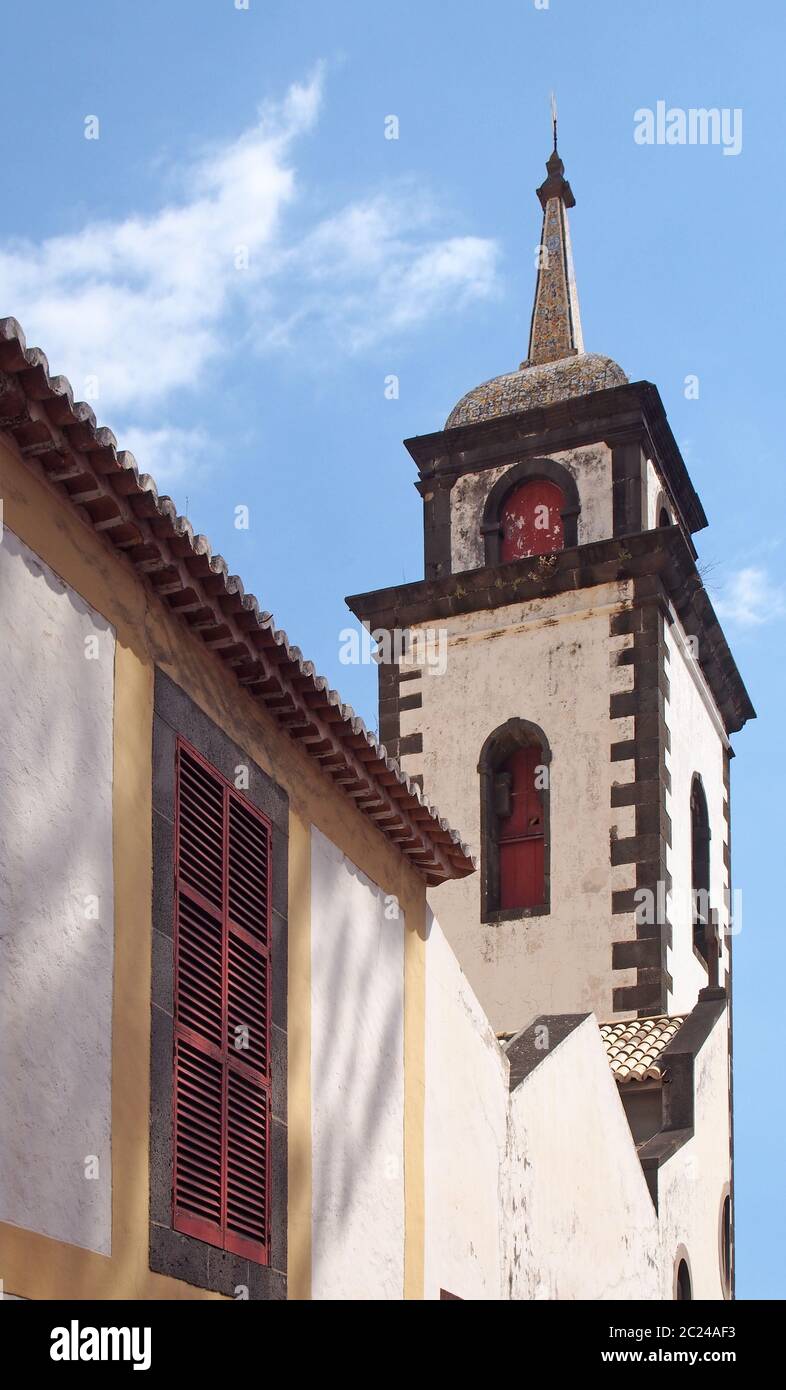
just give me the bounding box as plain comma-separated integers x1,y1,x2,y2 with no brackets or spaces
481,458,580,565
691,774,711,965
479,719,551,921
500,479,565,562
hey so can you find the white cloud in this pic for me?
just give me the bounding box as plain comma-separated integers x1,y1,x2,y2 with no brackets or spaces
0,69,498,436
119,425,211,489
715,566,786,628
0,73,320,413
275,193,498,352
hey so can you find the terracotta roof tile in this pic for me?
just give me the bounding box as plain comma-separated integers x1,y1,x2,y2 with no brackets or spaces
0,316,475,885
600,1015,685,1084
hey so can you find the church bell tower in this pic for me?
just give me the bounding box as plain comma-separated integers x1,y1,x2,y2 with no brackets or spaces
347,133,754,1037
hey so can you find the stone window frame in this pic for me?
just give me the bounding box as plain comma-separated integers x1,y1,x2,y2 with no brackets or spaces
149,669,289,1299
655,488,674,529
691,772,712,970
481,457,581,565
673,1246,693,1300
719,1184,732,1300
478,716,552,924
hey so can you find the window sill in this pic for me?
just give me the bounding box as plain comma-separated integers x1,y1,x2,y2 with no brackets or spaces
483,903,550,925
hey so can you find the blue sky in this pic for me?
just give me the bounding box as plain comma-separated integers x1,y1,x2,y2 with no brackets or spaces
1,0,783,1298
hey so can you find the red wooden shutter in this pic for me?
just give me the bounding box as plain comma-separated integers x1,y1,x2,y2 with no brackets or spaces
500,479,565,562
498,745,545,909
173,740,272,1264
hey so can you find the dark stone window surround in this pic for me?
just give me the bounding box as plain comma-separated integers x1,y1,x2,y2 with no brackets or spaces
609,577,673,1017
413,383,708,582
478,717,552,924
690,772,711,971
150,668,289,1300
481,457,581,565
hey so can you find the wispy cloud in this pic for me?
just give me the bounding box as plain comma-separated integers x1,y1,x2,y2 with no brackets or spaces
0,69,498,432
119,425,211,489
715,566,786,628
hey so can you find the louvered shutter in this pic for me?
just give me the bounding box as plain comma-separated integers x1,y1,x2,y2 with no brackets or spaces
172,740,272,1263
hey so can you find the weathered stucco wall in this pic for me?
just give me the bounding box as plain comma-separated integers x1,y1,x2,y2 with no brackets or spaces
424,914,506,1299
310,828,406,1300
421,927,728,1302
503,1016,661,1300
656,1009,730,1299
664,614,730,1011
0,525,115,1254
400,581,636,1033
450,444,613,573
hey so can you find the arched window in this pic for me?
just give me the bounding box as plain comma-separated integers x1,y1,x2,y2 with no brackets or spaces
720,1192,732,1297
482,458,580,565
478,719,551,921
691,775,711,964
676,1258,692,1300
500,479,565,562
655,489,673,529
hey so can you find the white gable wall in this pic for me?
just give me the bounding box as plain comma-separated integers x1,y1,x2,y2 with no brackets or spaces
503,1016,661,1300
424,915,506,1300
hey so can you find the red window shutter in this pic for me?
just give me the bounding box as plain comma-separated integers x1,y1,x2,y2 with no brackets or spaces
173,741,272,1264
500,479,565,562
498,745,545,909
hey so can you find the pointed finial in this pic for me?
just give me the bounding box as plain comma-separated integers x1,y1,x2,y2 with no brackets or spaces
523,116,584,367
535,115,575,212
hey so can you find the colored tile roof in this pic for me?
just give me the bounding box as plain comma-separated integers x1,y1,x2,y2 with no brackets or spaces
0,316,475,885
600,1015,686,1084
445,353,628,429
498,1014,686,1084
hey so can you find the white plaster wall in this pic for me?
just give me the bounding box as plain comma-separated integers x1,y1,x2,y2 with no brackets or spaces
421,918,728,1301
450,444,613,574
646,456,665,528
424,914,507,1299
656,1010,730,1298
0,526,115,1254
664,617,730,1012
502,1016,661,1299
404,581,636,1033
310,827,405,1299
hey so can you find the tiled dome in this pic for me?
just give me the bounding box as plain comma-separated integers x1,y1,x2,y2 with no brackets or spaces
445,352,628,430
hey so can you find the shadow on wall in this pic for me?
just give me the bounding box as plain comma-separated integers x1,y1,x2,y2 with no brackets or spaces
0,529,114,1278
310,833,412,1297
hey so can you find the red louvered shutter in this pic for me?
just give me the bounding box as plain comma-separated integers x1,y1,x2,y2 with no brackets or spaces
173,740,272,1264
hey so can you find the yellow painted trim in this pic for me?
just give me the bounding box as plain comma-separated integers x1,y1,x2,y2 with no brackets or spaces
403,902,427,1300
287,811,312,1300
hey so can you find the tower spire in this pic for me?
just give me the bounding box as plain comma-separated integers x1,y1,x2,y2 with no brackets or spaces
524,104,584,368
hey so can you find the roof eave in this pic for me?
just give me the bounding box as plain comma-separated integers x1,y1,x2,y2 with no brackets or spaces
0,316,475,885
